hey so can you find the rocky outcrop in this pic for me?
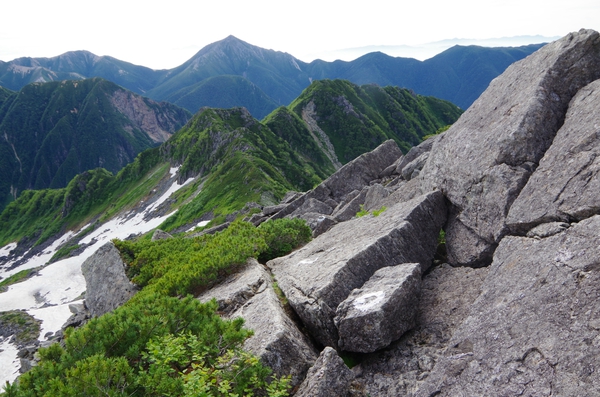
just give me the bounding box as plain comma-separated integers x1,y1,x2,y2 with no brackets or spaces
268,191,446,348
506,78,600,231
416,215,600,396
334,263,421,353
419,29,600,266
81,242,138,317
151,229,173,241
295,347,355,397
270,139,402,221
197,259,317,388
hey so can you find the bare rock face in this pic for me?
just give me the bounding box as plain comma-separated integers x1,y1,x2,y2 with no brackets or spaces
81,242,138,317
297,212,337,237
507,79,600,232
332,188,368,222
295,347,355,397
363,184,390,212
290,198,333,217
334,263,421,353
416,215,600,397
354,264,488,397
419,29,600,266
151,229,173,241
110,89,189,143
197,259,317,388
272,140,402,220
268,191,446,348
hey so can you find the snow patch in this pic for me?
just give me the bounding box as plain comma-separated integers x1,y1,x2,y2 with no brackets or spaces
0,232,74,279
28,300,83,341
186,220,210,232
0,339,20,386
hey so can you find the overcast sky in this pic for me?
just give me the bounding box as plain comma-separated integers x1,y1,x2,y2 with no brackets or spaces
1,0,598,69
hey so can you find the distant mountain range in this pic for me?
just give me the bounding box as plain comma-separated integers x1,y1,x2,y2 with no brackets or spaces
0,36,546,119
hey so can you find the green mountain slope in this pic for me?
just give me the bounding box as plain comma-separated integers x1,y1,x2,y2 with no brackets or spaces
164,74,278,117
0,78,190,211
287,79,462,161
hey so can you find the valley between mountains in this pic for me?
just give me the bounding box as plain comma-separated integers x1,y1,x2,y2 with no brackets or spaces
2,30,600,397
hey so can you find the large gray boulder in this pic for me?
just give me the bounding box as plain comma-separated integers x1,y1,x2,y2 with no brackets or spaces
197,259,317,388
416,215,600,396
334,263,421,353
268,191,446,348
507,78,600,232
419,29,600,266
354,264,488,397
81,242,138,317
295,347,355,397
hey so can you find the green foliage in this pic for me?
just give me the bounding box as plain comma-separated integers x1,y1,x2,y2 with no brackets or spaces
116,220,267,296
10,294,288,396
0,269,37,292
141,332,290,396
257,218,312,262
372,206,387,217
356,205,387,218
7,219,308,396
49,244,80,263
356,204,369,217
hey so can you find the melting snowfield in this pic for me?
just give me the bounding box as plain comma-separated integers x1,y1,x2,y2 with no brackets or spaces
0,171,192,385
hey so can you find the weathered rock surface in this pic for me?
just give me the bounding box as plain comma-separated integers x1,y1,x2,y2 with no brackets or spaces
197,259,317,388
354,264,488,396
151,229,173,241
297,212,337,237
419,29,600,266
197,258,269,315
332,188,368,222
295,347,355,397
272,140,402,220
416,215,600,397
525,221,570,238
334,263,421,353
268,191,446,348
263,204,287,216
290,198,333,217
396,134,439,176
507,79,600,232
363,184,390,212
81,242,138,317
401,152,429,181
